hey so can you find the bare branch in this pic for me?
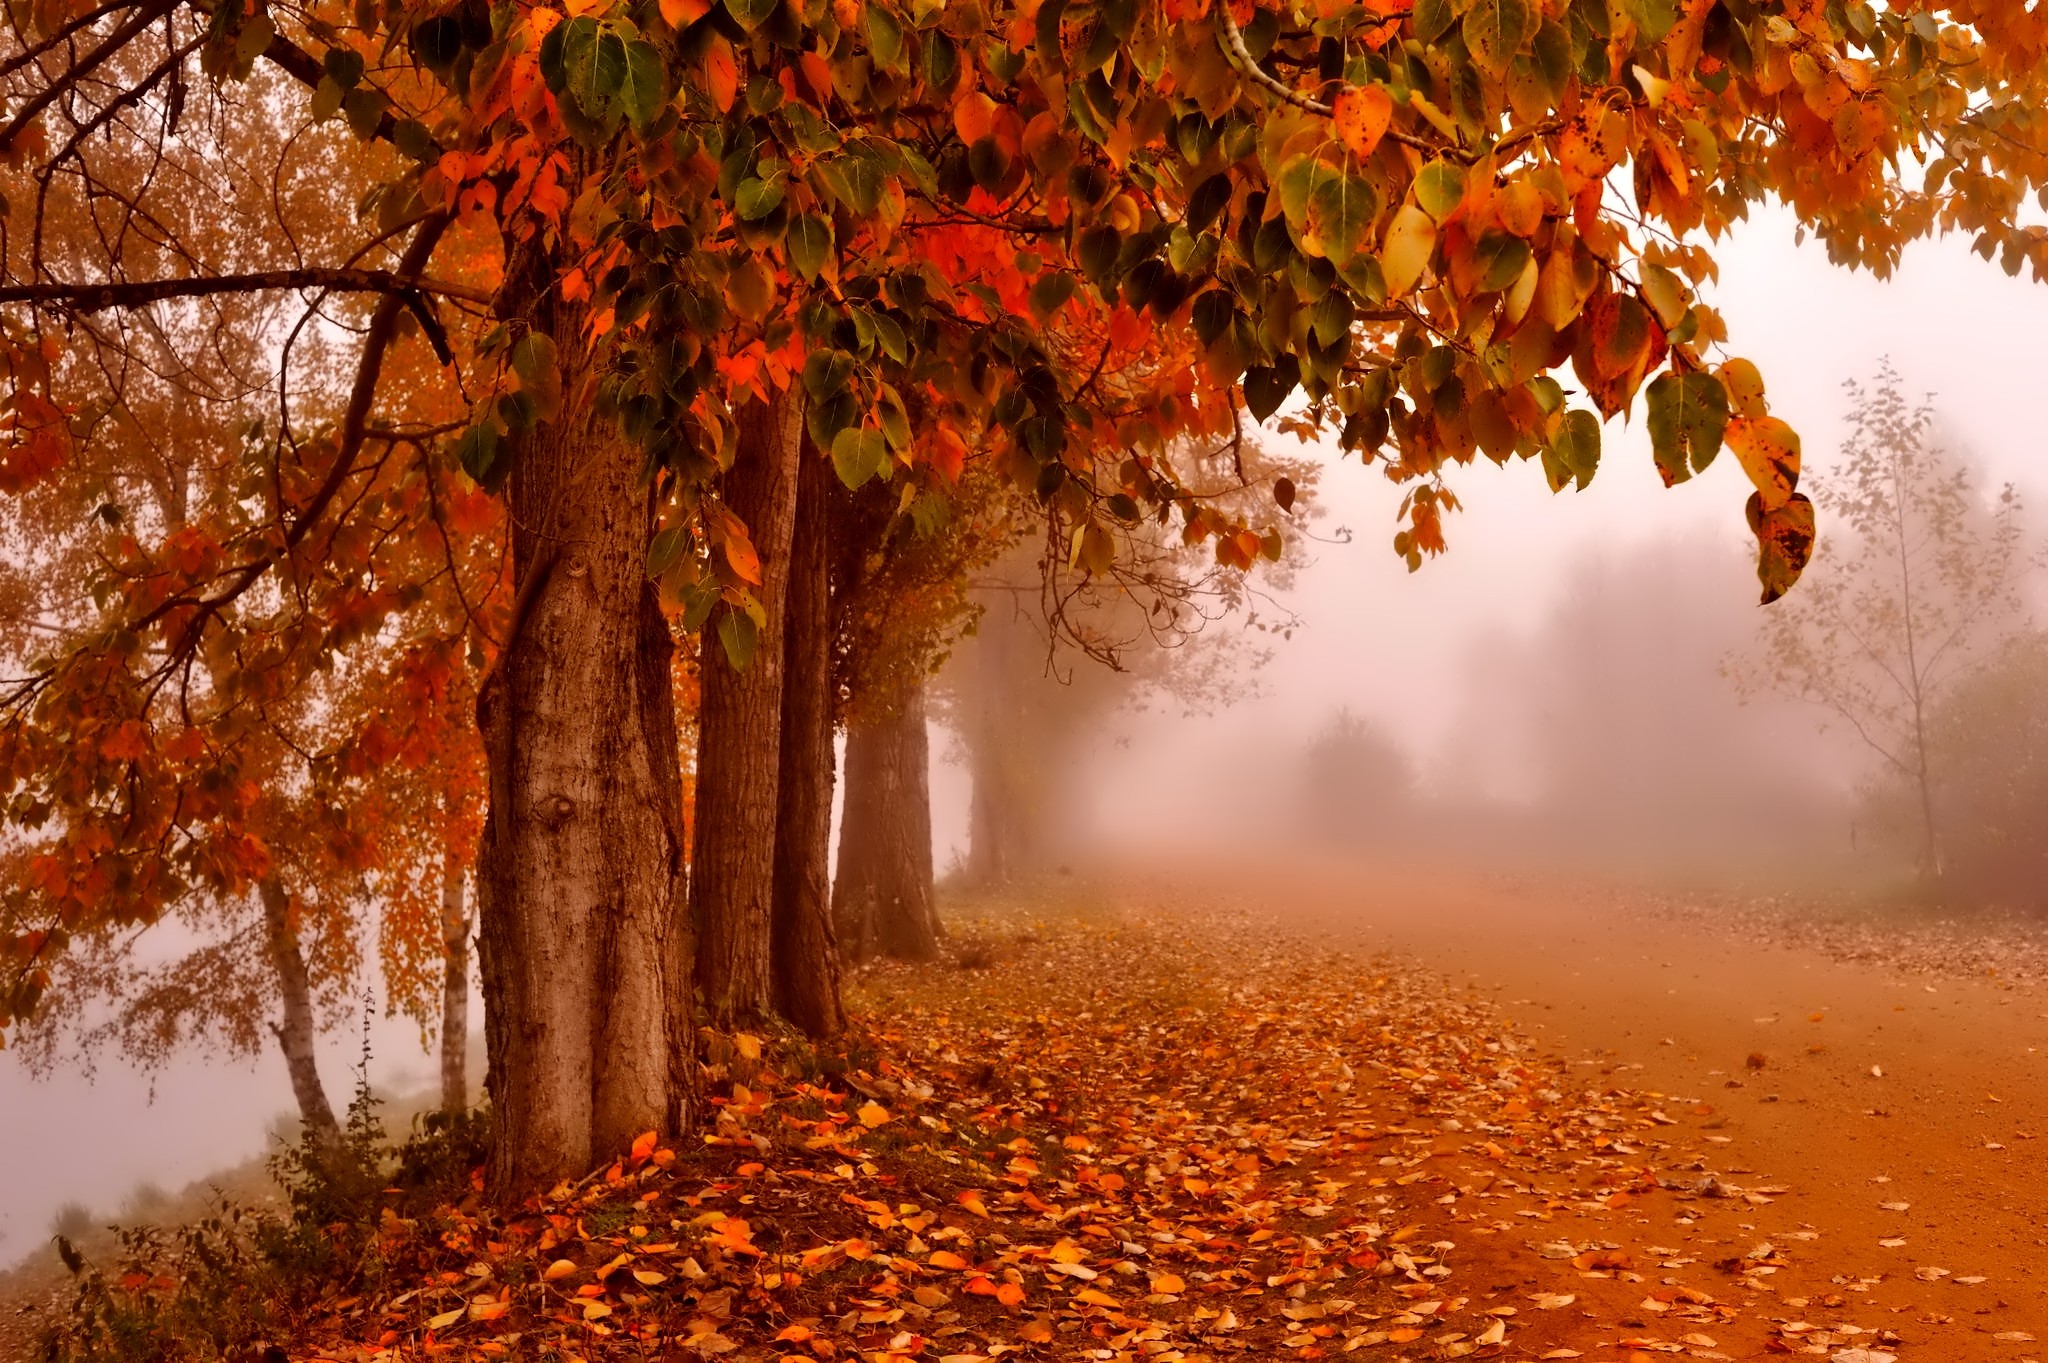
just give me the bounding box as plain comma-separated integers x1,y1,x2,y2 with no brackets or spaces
0,268,497,313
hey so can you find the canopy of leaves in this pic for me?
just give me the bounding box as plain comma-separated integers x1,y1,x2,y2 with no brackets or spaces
3,0,2048,1031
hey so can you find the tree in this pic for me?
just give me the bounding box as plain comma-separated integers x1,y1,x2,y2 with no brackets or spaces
944,437,1313,880
1733,365,2027,880
1859,632,2048,906
1300,708,1412,842
828,452,1011,956
5,0,2047,1199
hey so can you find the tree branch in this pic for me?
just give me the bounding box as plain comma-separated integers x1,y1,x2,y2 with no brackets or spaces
0,267,497,312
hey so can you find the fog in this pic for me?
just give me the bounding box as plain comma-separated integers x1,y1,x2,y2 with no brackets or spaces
7,202,2047,1275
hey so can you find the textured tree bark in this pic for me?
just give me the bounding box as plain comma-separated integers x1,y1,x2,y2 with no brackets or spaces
259,875,340,1150
437,852,470,1116
770,447,845,1036
691,391,803,1028
476,242,690,1199
835,679,940,963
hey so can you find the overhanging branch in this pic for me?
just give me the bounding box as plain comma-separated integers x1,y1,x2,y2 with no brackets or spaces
0,268,498,313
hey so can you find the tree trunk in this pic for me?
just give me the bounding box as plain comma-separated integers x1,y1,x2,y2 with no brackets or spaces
966,734,1014,885
438,852,470,1116
476,242,690,1199
259,875,340,1150
691,391,803,1028
771,446,844,1036
835,679,940,963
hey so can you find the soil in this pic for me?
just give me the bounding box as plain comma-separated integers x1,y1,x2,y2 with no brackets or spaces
1204,854,2048,1356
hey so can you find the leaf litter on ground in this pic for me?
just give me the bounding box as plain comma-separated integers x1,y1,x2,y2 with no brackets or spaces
264,891,1971,1362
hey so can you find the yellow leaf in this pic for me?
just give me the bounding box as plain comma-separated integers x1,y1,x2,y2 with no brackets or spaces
582,1300,613,1321
734,1032,763,1060
1727,415,1801,508
468,1298,512,1322
1074,1288,1120,1307
426,1307,465,1331
632,1269,667,1285
857,1101,891,1127
543,1259,578,1281
1381,204,1437,298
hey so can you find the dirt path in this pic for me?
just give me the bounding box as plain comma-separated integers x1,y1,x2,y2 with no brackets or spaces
1187,856,2048,1355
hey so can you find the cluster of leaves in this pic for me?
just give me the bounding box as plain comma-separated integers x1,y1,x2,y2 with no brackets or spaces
3,0,2047,1041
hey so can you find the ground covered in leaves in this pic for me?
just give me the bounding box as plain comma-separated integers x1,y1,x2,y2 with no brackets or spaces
33,886,2038,1363
1628,885,2048,991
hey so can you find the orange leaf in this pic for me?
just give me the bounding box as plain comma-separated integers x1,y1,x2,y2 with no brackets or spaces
659,0,711,24
1726,415,1801,509
722,529,762,585
929,1250,971,1270
704,36,738,113
630,1130,658,1162
1150,1273,1186,1294
1331,85,1393,160
954,91,998,147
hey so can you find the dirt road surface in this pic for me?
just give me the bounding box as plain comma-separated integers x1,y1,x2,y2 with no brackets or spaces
1190,856,2048,1355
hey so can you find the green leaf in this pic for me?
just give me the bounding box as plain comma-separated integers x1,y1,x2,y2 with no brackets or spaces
1551,408,1601,490
1471,232,1531,293
1304,169,1377,267
343,86,386,140
1645,370,1729,486
618,39,666,124
865,4,904,69
725,0,778,30
735,175,786,221
786,213,833,282
1413,0,1456,43
819,153,884,215
1464,0,1534,74
1413,159,1466,222
1029,270,1077,318
801,348,855,401
1242,358,1299,423
717,608,758,671
510,333,561,421
830,427,890,488
312,75,346,121
455,423,500,486
646,526,686,576
323,47,365,90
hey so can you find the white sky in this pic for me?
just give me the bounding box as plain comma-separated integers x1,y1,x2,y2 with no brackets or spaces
7,205,2046,1264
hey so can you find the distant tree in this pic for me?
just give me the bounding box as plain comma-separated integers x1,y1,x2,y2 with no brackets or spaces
1300,709,1412,841
1733,366,2028,880
941,438,1315,883
1860,633,2048,907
